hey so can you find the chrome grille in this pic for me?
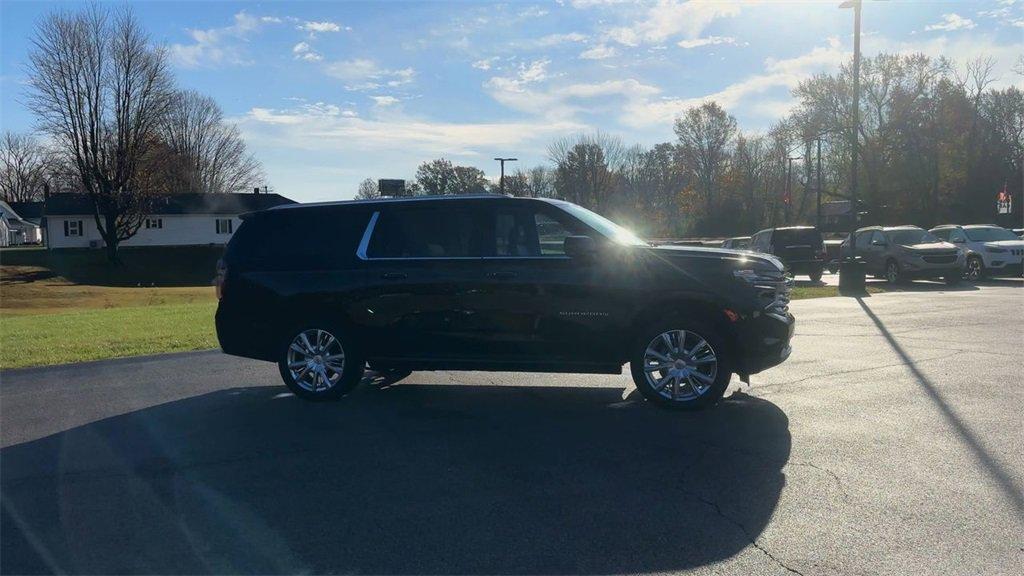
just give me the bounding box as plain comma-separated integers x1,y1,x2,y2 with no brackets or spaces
758,276,793,320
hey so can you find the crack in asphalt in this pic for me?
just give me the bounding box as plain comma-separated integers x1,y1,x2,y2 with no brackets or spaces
788,460,848,502
677,450,806,576
750,351,952,394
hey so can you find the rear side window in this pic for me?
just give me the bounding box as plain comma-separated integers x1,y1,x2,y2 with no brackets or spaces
854,231,873,249
368,207,482,258
226,208,370,269
772,229,823,249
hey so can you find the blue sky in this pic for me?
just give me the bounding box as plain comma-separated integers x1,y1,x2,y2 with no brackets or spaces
2,1,1022,202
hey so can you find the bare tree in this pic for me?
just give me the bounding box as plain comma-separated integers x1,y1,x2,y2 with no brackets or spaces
0,132,50,202
548,131,626,212
355,178,379,200
26,5,173,262
450,165,488,195
160,90,263,194
674,102,737,221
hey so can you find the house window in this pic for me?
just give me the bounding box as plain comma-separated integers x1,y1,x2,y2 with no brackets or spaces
215,218,234,235
145,218,163,229
64,220,83,237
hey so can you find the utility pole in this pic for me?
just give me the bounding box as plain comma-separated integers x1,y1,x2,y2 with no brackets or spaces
493,157,517,195
816,136,823,230
786,156,801,224
840,0,862,229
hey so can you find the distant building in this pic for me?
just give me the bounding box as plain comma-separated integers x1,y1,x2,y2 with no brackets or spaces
0,200,43,246
44,192,296,249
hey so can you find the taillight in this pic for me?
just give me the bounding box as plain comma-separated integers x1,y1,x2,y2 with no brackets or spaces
215,259,227,300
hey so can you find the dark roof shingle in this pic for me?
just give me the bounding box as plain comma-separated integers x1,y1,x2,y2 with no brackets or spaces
44,193,296,216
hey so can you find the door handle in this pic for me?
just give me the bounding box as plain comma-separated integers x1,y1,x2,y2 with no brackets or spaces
381,272,407,280
486,271,518,279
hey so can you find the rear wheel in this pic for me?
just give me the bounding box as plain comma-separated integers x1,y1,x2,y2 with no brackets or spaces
630,323,731,410
966,255,984,281
808,268,823,282
278,326,364,401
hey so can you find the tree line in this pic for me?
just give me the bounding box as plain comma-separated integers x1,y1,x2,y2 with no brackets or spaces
0,5,263,261
359,53,1023,239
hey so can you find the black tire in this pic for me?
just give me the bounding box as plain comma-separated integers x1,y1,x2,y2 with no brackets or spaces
808,268,823,283
885,259,902,284
277,325,364,401
629,321,731,410
966,256,985,281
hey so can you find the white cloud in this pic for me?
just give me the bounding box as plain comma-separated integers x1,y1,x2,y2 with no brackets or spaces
518,59,550,83
325,59,416,90
239,102,583,157
605,0,742,47
298,21,345,35
677,36,736,49
292,42,323,62
170,12,278,68
530,32,588,47
472,58,499,70
260,16,283,24
371,96,400,107
579,44,617,60
924,13,976,32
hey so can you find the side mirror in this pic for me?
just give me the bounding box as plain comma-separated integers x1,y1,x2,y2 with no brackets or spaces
564,235,597,259
871,239,887,247
952,237,965,243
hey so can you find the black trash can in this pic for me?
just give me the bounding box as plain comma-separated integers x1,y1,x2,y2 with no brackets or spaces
839,257,867,295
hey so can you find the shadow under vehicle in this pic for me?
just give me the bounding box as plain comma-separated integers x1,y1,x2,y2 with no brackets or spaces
0,381,791,574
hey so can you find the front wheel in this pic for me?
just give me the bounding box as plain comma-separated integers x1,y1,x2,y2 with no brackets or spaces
278,326,364,401
965,256,984,281
885,260,902,284
630,323,731,410
808,268,823,283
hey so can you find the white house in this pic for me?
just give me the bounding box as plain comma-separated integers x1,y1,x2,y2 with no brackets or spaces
0,200,43,246
44,192,295,249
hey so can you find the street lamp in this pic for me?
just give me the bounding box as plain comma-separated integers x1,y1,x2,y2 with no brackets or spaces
493,157,518,195
840,0,861,229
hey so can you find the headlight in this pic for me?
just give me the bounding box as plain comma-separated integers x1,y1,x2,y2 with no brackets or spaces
986,246,1007,254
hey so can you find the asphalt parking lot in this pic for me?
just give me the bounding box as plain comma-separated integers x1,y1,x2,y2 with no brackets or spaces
2,281,1022,575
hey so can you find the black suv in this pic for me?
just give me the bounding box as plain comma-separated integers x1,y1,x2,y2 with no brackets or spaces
215,196,795,409
749,226,826,281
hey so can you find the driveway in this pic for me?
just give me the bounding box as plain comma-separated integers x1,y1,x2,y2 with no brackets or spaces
2,283,1022,575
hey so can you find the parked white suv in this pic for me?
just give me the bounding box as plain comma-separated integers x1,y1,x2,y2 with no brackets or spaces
929,225,1024,280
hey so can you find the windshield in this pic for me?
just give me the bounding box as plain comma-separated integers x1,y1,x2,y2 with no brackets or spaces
554,202,648,246
888,229,940,246
773,229,823,248
964,226,1018,242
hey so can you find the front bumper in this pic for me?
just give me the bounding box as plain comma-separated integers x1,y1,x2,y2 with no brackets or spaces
734,310,795,377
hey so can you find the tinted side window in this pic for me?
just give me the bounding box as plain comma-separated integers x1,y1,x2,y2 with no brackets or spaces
854,231,873,250
368,207,482,258
226,209,369,269
931,229,949,240
949,229,966,243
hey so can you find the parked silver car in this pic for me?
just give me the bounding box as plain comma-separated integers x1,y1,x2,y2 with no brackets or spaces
850,226,965,285
929,224,1024,280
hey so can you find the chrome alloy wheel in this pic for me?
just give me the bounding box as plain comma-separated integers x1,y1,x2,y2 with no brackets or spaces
886,261,900,283
286,329,346,393
966,257,983,281
642,330,718,402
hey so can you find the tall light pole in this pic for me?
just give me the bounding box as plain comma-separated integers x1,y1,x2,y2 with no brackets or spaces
494,157,517,195
840,0,861,229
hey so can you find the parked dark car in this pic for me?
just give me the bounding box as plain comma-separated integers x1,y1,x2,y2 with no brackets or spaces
850,226,964,284
216,195,795,409
749,226,826,281
824,239,845,273
721,236,751,250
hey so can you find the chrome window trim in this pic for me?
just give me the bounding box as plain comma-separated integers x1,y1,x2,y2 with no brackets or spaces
355,211,379,260
355,209,572,261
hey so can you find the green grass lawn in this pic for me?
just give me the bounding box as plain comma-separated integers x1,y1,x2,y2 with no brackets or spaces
1,301,218,369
